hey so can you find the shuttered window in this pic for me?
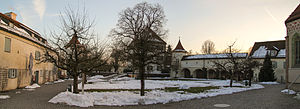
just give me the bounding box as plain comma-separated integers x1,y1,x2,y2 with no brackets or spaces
35,51,40,60
4,37,11,52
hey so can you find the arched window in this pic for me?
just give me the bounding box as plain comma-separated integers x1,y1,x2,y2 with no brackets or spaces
292,33,300,67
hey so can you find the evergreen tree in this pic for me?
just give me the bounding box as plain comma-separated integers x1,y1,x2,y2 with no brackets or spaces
259,53,276,82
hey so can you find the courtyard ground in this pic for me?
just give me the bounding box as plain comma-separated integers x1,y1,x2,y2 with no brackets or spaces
0,80,300,109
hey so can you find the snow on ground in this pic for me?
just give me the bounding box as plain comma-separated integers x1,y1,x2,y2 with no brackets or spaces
50,75,264,107
46,79,66,85
281,89,297,95
0,95,10,99
54,79,65,83
259,82,280,85
25,83,40,89
49,91,94,107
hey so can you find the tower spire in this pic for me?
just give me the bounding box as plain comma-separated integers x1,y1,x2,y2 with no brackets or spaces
173,37,186,52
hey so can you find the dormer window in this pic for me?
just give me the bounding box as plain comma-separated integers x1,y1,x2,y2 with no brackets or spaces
269,50,277,57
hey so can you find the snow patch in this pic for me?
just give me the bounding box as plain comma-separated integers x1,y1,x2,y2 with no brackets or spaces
259,82,279,85
252,46,267,58
0,95,10,99
281,89,296,95
49,91,94,107
54,79,65,83
50,84,263,106
294,94,300,100
179,84,189,89
25,83,40,89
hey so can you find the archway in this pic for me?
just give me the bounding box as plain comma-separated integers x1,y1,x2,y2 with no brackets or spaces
182,68,191,78
194,69,207,78
208,69,216,79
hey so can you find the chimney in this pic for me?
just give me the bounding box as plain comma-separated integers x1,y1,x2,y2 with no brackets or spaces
4,12,17,20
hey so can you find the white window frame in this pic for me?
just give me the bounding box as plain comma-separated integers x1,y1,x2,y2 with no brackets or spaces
8,69,17,79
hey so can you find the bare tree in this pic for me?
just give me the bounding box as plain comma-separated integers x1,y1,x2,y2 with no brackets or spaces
111,2,167,96
240,58,260,86
110,41,126,73
42,7,107,93
212,42,244,87
201,40,215,54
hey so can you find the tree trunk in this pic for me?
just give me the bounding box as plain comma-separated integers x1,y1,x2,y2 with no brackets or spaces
81,73,85,94
249,77,252,86
139,66,145,96
230,71,233,87
73,74,79,93
83,73,87,84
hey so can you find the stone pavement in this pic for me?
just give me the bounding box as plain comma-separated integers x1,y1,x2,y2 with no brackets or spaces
1,81,300,109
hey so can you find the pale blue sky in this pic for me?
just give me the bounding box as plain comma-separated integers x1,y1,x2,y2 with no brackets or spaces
0,0,299,53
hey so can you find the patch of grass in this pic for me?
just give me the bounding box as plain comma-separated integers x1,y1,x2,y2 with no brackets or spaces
84,89,153,92
164,86,219,93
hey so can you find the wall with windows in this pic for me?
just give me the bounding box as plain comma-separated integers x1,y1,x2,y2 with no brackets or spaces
0,29,57,91
252,58,286,82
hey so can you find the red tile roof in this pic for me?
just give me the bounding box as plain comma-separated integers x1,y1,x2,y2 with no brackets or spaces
285,3,300,23
173,40,186,52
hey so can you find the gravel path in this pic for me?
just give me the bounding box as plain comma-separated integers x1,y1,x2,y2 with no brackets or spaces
1,81,300,109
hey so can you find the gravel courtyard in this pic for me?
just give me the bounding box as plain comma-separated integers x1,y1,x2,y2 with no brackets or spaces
1,80,300,109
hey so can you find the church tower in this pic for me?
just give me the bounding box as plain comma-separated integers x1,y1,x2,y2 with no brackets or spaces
171,39,187,77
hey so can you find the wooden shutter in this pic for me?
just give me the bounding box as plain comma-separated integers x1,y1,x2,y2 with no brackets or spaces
4,37,11,52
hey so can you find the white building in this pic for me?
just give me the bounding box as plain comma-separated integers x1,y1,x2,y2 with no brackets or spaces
171,39,286,82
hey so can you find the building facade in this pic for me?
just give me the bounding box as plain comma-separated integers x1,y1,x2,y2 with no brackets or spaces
0,12,58,91
285,4,300,83
171,39,287,82
248,40,286,82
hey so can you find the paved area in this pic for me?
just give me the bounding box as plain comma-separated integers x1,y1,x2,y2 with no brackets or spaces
1,81,300,109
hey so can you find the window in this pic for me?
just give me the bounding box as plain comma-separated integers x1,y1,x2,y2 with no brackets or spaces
157,66,162,71
35,51,40,60
4,37,11,52
272,61,277,69
8,69,17,79
270,50,277,57
147,66,153,71
296,40,300,65
283,62,286,69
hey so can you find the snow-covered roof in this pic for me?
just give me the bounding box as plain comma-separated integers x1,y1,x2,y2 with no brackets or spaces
183,53,248,60
277,49,286,58
0,12,49,48
0,23,49,47
249,40,285,58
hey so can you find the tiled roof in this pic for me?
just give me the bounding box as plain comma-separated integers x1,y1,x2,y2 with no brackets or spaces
173,40,186,52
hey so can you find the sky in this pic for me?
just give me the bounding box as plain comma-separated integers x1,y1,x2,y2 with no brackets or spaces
0,0,299,53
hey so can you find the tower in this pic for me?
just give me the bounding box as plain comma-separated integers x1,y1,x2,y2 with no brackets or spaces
171,39,187,77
